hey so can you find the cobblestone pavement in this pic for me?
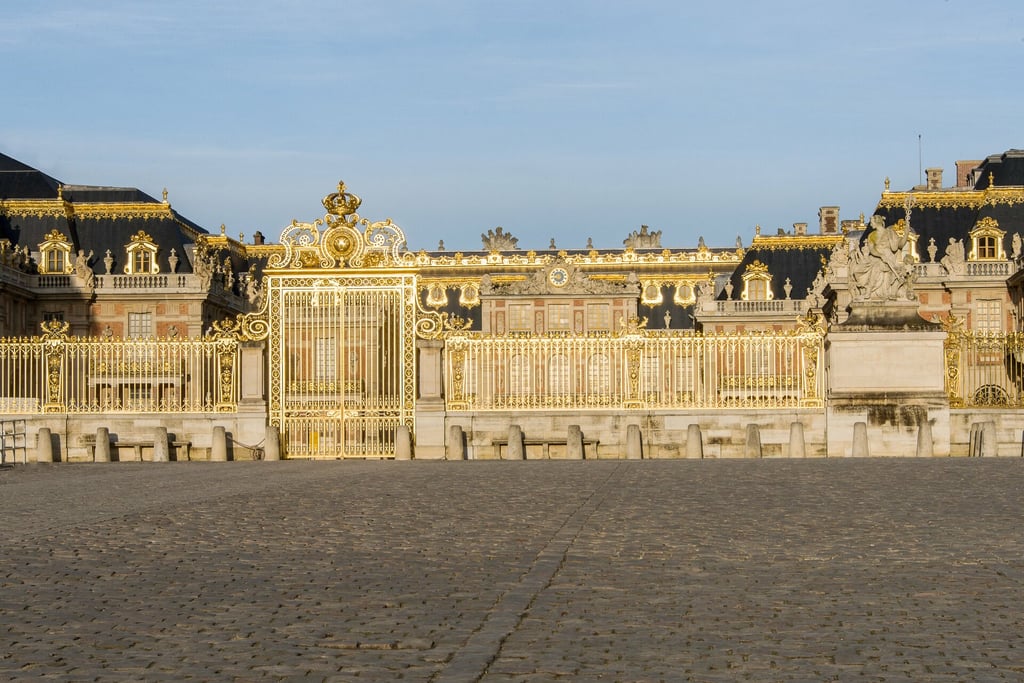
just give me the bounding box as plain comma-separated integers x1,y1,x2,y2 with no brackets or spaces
1,459,1022,682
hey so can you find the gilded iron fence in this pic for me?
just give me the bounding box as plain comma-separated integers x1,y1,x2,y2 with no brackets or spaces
944,323,1024,408
445,318,825,411
0,321,239,414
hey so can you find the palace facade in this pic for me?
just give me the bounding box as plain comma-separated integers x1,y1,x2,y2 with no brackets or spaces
2,149,1023,461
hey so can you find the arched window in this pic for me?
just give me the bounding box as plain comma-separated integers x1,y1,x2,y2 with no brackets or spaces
587,353,610,395
124,231,159,274
969,217,1006,261
741,260,773,301
548,354,570,395
38,230,73,275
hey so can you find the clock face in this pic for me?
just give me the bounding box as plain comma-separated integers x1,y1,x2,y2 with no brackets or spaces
549,267,569,287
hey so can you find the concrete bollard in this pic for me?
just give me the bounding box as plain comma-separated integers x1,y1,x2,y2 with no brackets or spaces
263,425,281,461
686,424,704,459
506,425,525,460
95,427,111,462
744,424,762,458
35,427,54,464
567,425,584,460
210,426,227,462
916,420,933,458
981,421,998,457
789,422,806,459
152,426,169,462
852,422,869,457
446,425,465,461
625,424,642,460
395,425,412,460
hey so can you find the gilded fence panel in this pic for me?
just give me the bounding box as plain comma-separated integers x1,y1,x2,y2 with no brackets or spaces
0,329,238,415
944,323,1024,408
445,321,825,411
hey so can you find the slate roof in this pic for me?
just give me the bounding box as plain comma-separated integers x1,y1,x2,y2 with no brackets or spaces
0,152,62,199
718,238,834,303
0,153,213,275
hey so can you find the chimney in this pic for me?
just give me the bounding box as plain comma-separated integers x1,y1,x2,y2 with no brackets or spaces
956,160,983,188
925,167,943,190
818,207,839,235
793,222,807,236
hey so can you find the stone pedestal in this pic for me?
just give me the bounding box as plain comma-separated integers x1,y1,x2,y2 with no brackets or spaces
826,302,949,457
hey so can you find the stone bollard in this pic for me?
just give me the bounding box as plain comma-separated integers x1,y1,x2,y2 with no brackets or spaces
152,426,169,462
744,424,762,458
95,427,111,462
210,426,228,462
916,420,933,458
625,424,642,460
969,422,983,457
263,425,281,461
395,425,412,460
981,421,998,457
506,425,525,460
567,425,584,460
35,427,54,464
446,425,466,461
852,422,869,457
686,424,704,459
789,422,806,459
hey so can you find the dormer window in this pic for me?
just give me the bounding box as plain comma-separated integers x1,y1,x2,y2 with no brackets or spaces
741,260,773,301
969,217,1006,261
38,230,73,275
124,231,159,274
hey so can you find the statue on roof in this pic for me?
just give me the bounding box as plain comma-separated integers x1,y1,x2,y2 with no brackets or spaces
481,227,519,251
940,237,966,276
623,225,661,249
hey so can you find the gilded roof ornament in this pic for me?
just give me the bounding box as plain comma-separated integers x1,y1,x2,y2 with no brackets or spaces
268,181,411,271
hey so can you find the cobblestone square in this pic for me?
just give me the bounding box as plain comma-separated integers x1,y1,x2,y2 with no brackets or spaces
1,459,1022,681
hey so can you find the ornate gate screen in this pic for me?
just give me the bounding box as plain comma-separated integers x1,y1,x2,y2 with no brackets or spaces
267,275,416,458
255,182,422,458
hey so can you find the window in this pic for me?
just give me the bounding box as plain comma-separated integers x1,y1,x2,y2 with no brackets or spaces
133,249,154,274
975,300,1002,332
46,249,66,274
548,354,571,395
548,304,571,331
976,236,997,260
641,354,660,396
127,312,153,338
587,304,611,331
124,230,159,274
508,304,532,332
741,260,773,301
509,354,530,394
968,217,1005,261
745,279,769,301
43,311,64,323
587,354,611,395
37,229,72,274
316,337,337,380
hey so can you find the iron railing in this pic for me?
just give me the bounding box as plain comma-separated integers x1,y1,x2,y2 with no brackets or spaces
0,322,239,414
445,325,825,411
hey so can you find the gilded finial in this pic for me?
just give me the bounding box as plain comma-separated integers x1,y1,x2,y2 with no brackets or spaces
162,188,168,203
755,224,761,236
989,172,995,187
57,184,63,200
884,177,890,191
220,224,226,236
239,232,244,243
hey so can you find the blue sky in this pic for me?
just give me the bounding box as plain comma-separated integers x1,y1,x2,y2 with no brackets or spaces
5,1,1022,250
